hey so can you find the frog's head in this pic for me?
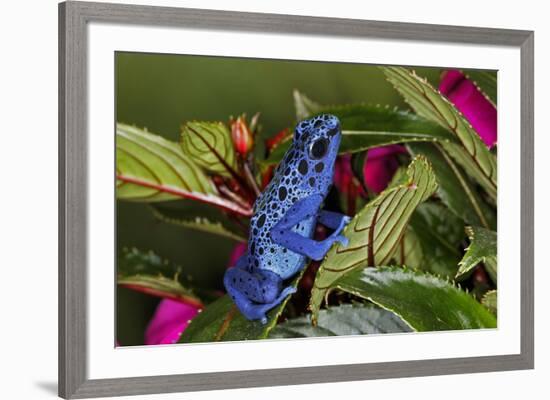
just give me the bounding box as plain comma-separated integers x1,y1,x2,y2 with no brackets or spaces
294,114,342,168
279,114,342,196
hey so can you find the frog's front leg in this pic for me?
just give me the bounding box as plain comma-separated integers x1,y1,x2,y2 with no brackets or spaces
271,195,349,261
318,210,352,235
224,262,296,324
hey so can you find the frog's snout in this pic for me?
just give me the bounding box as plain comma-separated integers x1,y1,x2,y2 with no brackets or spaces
319,114,340,129
294,114,341,142
311,114,340,134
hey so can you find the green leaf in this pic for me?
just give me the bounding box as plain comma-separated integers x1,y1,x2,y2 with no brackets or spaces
414,202,464,248
293,90,323,120
336,266,497,331
117,247,203,307
269,303,412,338
335,104,457,154
408,142,496,229
181,121,238,177
396,226,424,269
151,202,247,242
482,290,497,315
463,69,497,106
117,123,253,216
382,67,497,201
456,226,497,282
440,142,497,202
116,123,217,201
398,202,464,278
264,102,457,166
310,156,438,321
178,272,303,343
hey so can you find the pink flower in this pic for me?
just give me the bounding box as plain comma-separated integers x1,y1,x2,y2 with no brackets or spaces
145,299,200,345
334,155,361,195
363,145,406,193
144,241,249,346
439,70,497,148
333,146,405,214
334,146,405,198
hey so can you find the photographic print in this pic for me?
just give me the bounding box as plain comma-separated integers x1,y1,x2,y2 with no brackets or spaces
115,53,498,346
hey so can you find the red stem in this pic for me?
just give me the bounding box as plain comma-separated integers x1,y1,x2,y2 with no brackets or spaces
117,174,253,217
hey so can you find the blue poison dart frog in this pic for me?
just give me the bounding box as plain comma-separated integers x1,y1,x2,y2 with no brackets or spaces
224,114,350,324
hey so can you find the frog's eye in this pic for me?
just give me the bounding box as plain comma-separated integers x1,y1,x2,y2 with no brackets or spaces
309,138,329,159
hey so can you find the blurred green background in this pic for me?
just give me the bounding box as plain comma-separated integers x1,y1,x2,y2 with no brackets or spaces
115,51,442,345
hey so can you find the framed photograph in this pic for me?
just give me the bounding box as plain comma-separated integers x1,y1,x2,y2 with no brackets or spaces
59,1,534,398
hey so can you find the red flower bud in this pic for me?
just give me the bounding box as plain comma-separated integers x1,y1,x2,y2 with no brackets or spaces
231,116,254,156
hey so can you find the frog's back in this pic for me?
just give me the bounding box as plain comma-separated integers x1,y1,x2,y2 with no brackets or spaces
247,114,341,279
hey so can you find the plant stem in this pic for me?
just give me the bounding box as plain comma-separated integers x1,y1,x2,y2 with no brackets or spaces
117,174,253,217
243,160,261,197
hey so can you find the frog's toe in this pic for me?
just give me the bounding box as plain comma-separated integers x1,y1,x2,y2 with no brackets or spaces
334,234,349,247
335,216,352,235
260,316,268,325
280,286,297,298
271,286,297,306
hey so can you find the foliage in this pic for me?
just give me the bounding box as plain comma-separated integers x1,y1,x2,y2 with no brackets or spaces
456,226,498,283
180,121,238,177
117,123,252,216
309,156,438,321
482,290,498,315
382,67,497,201
117,247,204,307
269,303,412,338
179,271,304,343
407,142,496,229
335,266,496,331
399,202,464,278
116,123,216,201
463,69,497,106
116,65,498,345
150,202,247,243
264,100,457,166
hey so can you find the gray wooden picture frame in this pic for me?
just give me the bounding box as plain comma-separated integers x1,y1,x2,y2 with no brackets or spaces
59,1,534,398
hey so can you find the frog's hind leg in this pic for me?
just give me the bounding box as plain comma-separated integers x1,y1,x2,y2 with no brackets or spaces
224,267,296,324
225,268,282,304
